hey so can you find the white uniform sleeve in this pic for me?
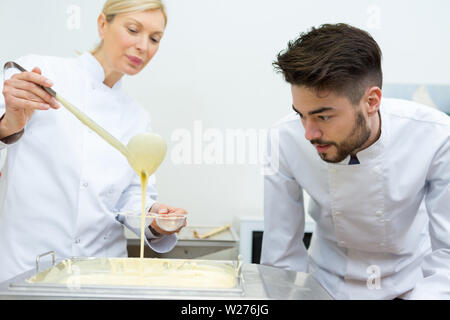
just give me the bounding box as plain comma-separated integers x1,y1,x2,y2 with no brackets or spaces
260,127,309,272
410,132,450,299
116,210,178,254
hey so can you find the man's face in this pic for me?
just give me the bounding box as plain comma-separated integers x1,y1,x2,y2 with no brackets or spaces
291,85,371,163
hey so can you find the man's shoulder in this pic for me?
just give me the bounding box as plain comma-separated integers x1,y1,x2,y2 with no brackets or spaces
382,98,450,128
268,112,313,156
269,112,306,143
271,112,304,133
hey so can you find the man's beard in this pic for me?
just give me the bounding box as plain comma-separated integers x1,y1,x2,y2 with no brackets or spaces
311,111,371,163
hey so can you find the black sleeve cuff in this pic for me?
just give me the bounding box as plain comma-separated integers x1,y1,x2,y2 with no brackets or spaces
0,129,24,144
0,114,25,145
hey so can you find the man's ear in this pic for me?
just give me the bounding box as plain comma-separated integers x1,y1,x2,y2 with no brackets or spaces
365,86,382,116
97,13,107,40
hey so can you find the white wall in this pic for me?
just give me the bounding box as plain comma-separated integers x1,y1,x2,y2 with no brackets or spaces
1,0,450,225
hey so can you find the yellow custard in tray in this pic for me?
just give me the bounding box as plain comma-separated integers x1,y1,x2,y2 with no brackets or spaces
27,258,238,289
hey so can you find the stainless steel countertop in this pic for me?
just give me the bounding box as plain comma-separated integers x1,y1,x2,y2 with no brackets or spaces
0,263,332,300
126,226,239,248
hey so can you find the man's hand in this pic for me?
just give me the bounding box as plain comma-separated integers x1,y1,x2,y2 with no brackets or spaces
149,203,187,236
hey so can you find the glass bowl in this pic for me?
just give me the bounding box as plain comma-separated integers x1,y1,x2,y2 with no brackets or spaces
150,212,187,232
117,211,154,230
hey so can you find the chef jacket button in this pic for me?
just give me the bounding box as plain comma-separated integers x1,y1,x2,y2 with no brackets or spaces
82,182,89,188
376,210,383,216
339,240,346,245
330,168,337,174
75,238,81,244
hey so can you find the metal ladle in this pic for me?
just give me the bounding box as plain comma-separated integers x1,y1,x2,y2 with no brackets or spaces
3,61,167,176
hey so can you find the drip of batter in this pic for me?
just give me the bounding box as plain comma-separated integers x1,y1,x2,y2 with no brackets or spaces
140,173,148,260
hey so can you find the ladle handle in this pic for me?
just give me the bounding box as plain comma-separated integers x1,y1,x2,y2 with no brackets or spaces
3,61,131,159
4,62,57,98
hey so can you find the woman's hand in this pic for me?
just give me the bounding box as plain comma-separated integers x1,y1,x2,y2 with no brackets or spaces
149,203,188,236
0,67,60,139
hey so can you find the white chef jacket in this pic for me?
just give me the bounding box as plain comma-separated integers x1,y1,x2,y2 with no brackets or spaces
261,98,450,299
0,53,177,283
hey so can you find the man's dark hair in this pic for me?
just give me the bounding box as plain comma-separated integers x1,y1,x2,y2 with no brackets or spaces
274,23,382,105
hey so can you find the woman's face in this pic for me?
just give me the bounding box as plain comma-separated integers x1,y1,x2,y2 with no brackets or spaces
98,9,166,76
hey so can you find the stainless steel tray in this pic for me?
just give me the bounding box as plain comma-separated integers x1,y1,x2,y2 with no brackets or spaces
8,252,244,298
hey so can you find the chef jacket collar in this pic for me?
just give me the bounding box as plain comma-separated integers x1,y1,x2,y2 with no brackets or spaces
334,103,389,165
79,52,123,91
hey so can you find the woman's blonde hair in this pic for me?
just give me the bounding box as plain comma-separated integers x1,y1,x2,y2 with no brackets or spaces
92,0,167,53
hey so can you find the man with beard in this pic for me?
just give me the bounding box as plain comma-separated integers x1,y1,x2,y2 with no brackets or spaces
261,23,450,299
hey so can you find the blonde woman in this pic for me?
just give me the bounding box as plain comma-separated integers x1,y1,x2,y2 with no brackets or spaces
0,0,187,283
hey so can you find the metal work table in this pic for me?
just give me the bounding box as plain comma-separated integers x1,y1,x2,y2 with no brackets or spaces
0,263,332,300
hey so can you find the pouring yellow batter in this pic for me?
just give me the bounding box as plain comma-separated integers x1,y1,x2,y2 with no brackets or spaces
31,81,217,288
56,94,167,260
5,62,169,263
140,173,148,259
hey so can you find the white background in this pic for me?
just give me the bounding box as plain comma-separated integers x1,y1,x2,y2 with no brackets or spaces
1,0,450,225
